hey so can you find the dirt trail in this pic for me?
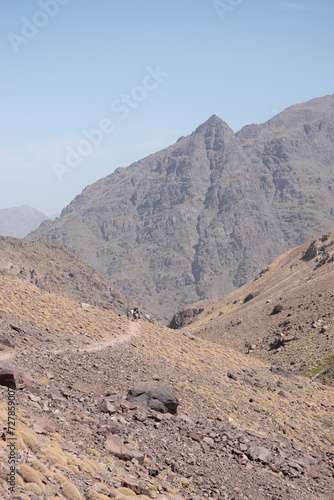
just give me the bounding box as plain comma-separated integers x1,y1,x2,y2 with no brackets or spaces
65,319,141,355
0,319,142,363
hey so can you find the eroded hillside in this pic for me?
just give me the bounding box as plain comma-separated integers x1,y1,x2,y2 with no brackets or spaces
170,229,334,385
0,236,140,317
0,268,334,499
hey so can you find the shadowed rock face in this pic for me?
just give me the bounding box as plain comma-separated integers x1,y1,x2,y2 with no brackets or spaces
168,306,205,329
127,381,179,414
28,95,334,322
0,368,19,389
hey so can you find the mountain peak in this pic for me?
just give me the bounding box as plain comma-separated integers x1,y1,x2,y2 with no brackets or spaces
207,113,222,123
28,95,334,322
194,114,233,134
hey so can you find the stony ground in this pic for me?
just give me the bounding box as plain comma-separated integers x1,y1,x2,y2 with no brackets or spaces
0,273,334,499
171,230,334,385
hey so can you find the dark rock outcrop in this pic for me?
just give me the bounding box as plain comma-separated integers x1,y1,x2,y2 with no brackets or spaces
0,368,19,389
127,381,179,414
168,306,204,329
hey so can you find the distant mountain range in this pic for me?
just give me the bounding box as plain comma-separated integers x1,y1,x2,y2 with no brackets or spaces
28,95,334,321
0,205,52,238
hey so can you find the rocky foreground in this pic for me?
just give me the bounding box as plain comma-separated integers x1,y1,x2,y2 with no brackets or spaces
0,274,334,499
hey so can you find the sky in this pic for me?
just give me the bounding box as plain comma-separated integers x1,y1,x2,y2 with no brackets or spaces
0,0,333,215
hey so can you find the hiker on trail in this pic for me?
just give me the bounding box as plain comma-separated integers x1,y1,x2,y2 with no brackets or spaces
127,311,130,320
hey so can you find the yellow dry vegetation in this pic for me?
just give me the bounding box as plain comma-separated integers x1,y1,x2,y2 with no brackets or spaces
17,463,43,488
62,481,83,500
29,459,50,475
21,481,43,495
43,443,68,468
0,274,126,342
139,320,334,450
52,472,68,485
87,447,100,457
93,483,110,494
19,428,39,450
116,487,137,496
86,490,113,500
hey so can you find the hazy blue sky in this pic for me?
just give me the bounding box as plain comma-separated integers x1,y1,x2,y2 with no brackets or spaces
0,0,333,214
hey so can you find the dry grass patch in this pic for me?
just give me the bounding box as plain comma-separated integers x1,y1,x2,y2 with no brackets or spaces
18,463,44,489
86,490,112,500
43,444,68,468
52,471,68,485
116,487,137,496
87,448,100,457
62,481,83,500
20,429,39,450
22,481,44,495
29,459,51,476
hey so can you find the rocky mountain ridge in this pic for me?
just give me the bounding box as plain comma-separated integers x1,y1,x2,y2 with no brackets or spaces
169,228,334,385
28,95,334,321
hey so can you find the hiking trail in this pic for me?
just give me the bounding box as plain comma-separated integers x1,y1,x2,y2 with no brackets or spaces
0,319,142,363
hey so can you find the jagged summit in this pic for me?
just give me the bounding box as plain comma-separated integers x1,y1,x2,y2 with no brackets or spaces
238,93,334,139
194,113,232,134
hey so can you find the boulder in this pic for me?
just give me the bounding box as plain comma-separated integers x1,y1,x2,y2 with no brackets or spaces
127,381,179,414
243,292,257,303
307,465,320,479
270,304,283,315
0,368,20,389
105,434,145,464
99,400,116,414
247,445,272,463
33,416,56,434
0,337,15,349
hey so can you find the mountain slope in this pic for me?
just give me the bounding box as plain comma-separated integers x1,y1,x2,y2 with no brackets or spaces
0,272,334,499
0,236,140,316
0,205,49,238
27,95,334,321
169,228,334,385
